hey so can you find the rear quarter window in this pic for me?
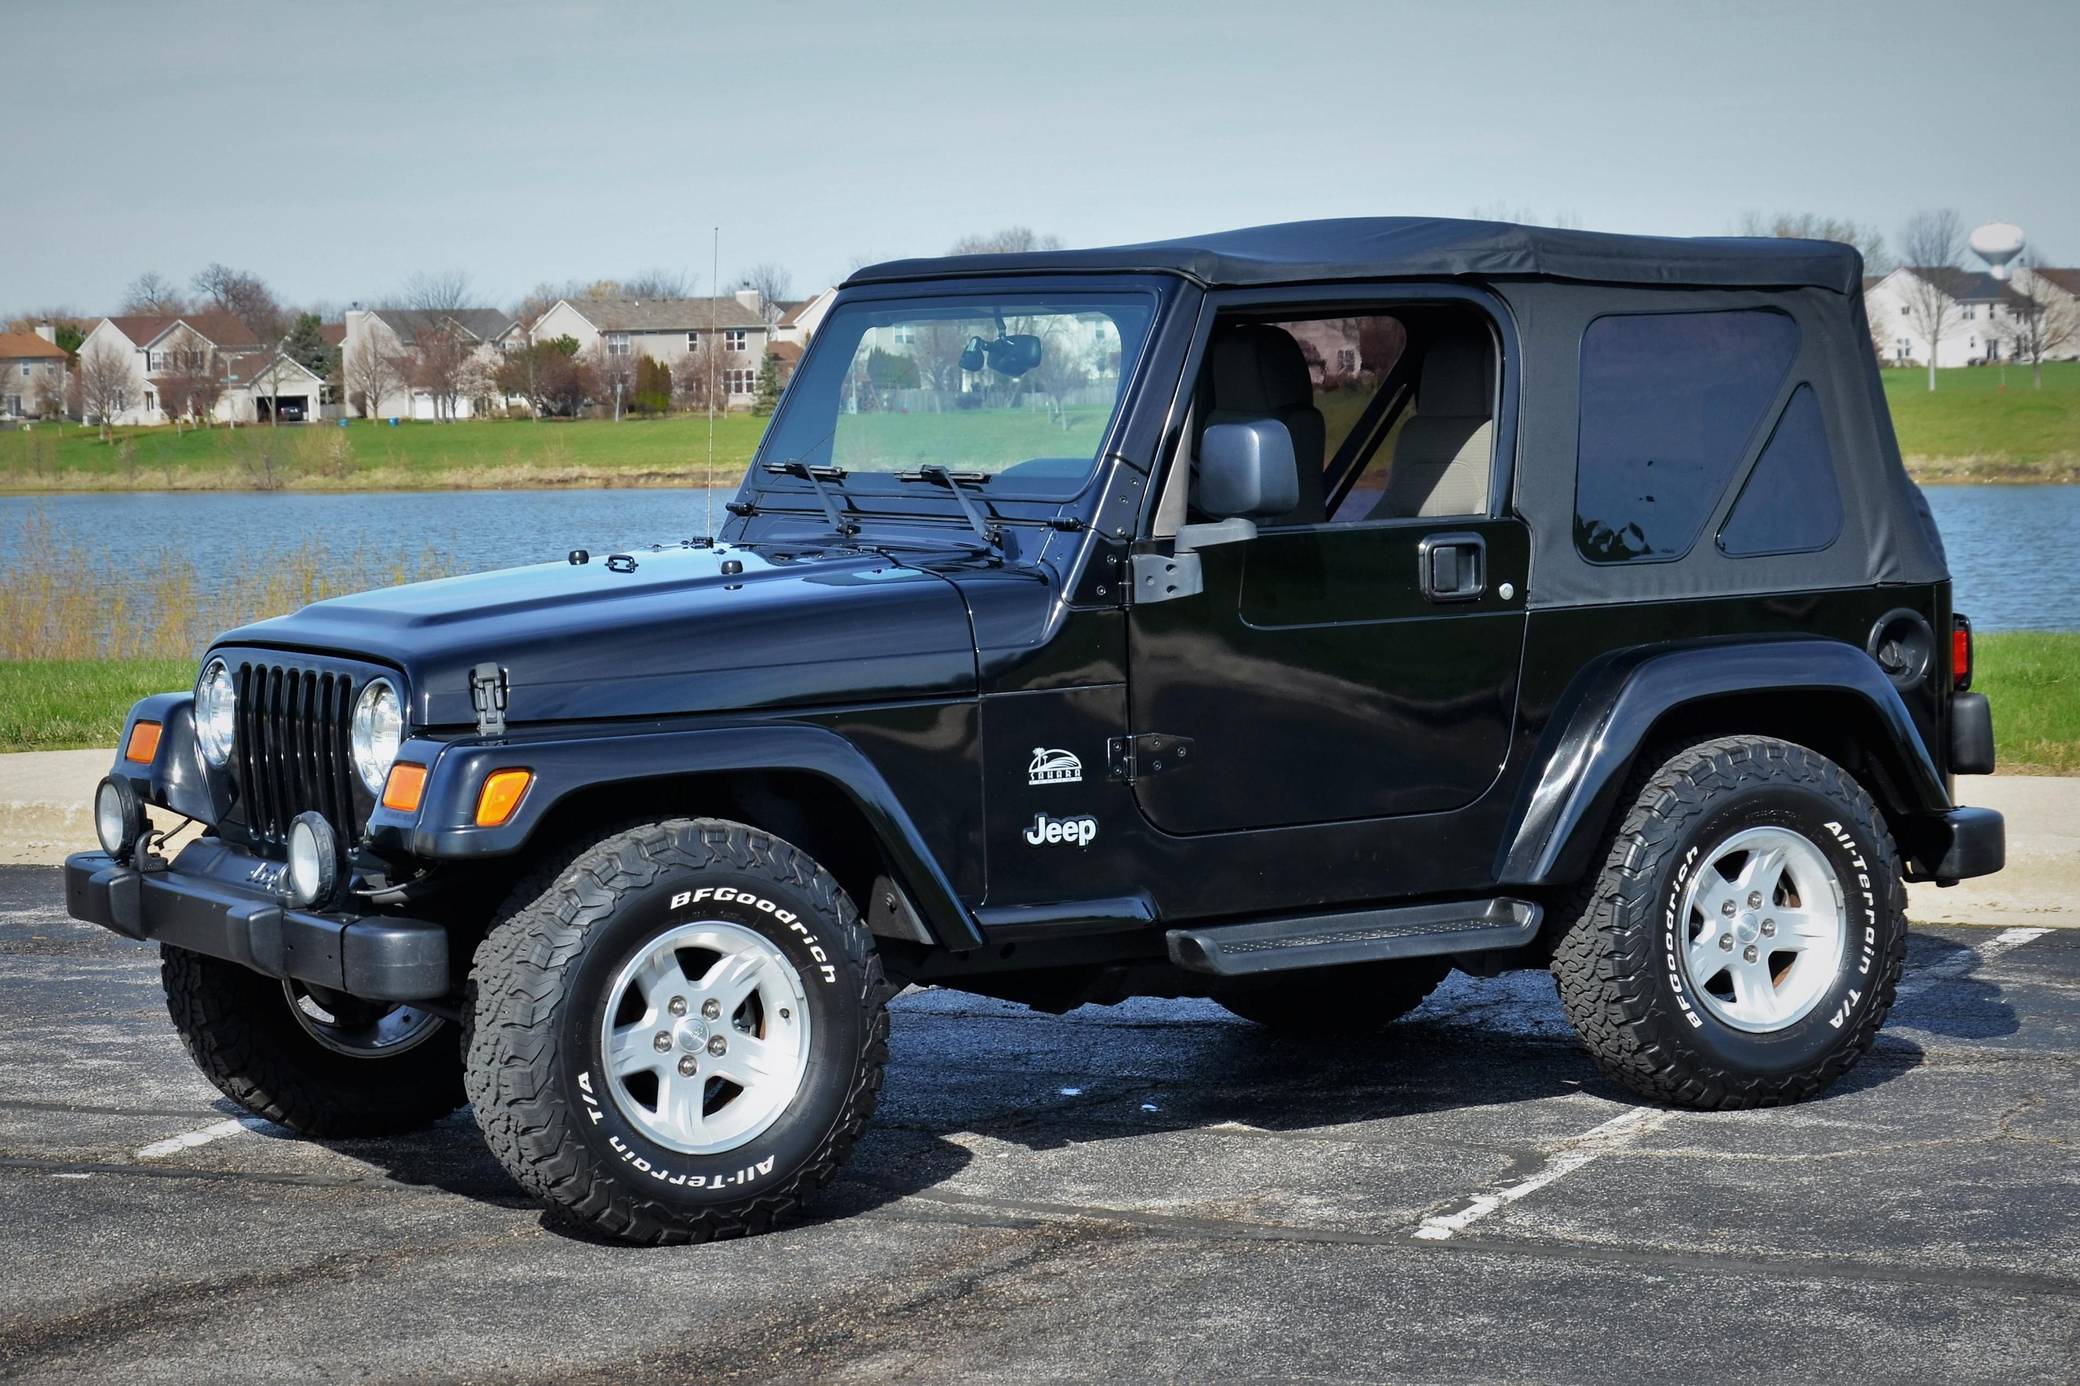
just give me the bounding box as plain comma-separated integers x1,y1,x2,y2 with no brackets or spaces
1573,310,1800,564
1717,384,1843,556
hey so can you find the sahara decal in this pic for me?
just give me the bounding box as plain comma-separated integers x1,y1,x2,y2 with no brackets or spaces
1027,747,1083,786
1025,813,1098,847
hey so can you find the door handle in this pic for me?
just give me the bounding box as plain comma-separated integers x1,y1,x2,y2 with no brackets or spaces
1418,532,1486,602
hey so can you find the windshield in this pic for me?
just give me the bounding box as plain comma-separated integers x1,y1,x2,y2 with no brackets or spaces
754,291,1158,500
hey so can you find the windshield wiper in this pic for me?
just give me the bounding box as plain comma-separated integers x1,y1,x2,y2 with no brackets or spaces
761,460,859,536
895,466,1001,548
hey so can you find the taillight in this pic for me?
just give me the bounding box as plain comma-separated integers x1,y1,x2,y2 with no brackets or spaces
1952,614,1973,692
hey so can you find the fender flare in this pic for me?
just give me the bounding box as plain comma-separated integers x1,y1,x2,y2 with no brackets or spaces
376,720,982,950
1498,638,1949,886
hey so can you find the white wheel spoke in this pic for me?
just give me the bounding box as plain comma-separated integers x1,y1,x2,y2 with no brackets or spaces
1687,935,1730,987
1775,908,1834,946
607,1023,659,1078
1731,961,1779,1024
1737,844,1788,902
709,1034,779,1090
699,949,769,1012
657,1070,707,1141
635,954,685,1013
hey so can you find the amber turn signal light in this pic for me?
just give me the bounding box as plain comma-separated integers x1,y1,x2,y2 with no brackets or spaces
381,762,428,813
475,769,532,827
123,721,163,765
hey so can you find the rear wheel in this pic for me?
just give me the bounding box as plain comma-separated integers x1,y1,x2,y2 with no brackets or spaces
162,947,464,1137
1551,736,1906,1108
1216,958,1451,1034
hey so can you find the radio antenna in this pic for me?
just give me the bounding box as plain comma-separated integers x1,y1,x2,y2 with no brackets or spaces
705,225,719,539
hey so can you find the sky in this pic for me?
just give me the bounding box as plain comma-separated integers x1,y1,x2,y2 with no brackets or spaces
5,0,2078,316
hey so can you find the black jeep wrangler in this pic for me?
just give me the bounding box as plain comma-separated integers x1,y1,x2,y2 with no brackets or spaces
67,218,2004,1244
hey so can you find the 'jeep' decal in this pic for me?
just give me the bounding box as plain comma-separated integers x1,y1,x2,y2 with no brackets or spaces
1025,813,1098,847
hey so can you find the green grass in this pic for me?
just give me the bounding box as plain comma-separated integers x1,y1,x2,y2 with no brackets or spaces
0,659,193,752
0,414,771,493
7,637,2074,772
1879,360,2080,480
1977,632,2080,774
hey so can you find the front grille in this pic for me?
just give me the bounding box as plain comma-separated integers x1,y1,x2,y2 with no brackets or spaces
232,661,362,844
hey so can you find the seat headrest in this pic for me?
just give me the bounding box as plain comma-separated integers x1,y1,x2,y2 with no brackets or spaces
1417,329,1494,417
1209,325,1312,414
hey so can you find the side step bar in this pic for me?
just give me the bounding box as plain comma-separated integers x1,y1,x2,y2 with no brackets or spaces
1167,897,1542,977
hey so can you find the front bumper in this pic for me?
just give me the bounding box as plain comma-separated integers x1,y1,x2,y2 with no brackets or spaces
64,840,449,1001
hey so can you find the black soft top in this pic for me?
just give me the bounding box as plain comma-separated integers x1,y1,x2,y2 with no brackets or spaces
847,217,1863,295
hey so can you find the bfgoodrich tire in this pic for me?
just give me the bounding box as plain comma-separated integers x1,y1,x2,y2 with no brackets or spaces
162,947,464,1137
464,818,887,1245
1551,736,1906,1109
1216,958,1451,1034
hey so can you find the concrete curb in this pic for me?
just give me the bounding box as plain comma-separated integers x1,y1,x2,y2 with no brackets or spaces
1,749,2070,927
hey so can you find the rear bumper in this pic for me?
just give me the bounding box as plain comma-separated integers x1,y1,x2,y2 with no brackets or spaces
1919,806,2005,884
64,841,449,1001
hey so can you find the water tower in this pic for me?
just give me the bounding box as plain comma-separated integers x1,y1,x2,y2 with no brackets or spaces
1969,222,2026,280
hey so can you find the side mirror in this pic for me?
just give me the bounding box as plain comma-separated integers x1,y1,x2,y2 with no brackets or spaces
1196,419,1298,518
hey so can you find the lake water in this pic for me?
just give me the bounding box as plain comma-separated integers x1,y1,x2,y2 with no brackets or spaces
1,483,2074,631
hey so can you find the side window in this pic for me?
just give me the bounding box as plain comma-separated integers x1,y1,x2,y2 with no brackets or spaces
1574,310,1800,563
1718,385,1842,556
1192,314,1406,527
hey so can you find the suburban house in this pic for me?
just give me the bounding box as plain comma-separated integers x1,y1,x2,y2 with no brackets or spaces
340,307,520,420
0,325,68,419
528,293,777,405
72,311,336,425
1863,267,2038,368
773,287,837,348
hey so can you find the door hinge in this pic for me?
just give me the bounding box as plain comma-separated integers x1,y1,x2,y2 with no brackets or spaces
469,662,509,737
1107,733,1196,783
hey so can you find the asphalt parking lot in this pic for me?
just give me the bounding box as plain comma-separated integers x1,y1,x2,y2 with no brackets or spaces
0,863,2075,1384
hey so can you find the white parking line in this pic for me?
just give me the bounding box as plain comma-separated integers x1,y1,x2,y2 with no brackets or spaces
1413,1106,1674,1241
135,1117,267,1160
1413,924,2053,1242
1895,926,2050,1000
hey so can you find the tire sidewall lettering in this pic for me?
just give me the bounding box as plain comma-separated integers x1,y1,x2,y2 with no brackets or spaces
1654,787,1889,1072
557,867,863,1205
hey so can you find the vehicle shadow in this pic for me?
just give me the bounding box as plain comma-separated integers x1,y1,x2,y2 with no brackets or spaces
264,970,1933,1242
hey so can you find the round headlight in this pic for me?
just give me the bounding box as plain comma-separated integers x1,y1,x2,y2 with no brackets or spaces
350,678,404,795
95,776,144,862
287,811,339,906
195,660,237,767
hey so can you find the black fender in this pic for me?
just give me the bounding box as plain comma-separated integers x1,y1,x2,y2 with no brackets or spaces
109,691,225,825
369,720,984,951
1498,638,1949,887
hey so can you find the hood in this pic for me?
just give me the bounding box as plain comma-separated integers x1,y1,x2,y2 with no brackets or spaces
217,543,981,727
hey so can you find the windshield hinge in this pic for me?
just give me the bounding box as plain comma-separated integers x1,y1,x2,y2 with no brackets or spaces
1046,516,1087,532
470,663,509,738
1106,733,1195,783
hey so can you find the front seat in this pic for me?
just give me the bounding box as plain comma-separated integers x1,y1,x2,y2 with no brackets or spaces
1199,325,1326,525
1372,328,1495,520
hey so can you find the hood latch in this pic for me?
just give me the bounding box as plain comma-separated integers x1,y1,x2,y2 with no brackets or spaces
470,663,510,738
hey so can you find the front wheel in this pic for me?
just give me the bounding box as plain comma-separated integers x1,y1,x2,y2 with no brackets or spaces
464,819,888,1245
1551,736,1906,1109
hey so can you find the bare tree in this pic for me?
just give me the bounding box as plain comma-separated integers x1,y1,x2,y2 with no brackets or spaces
402,269,472,315
1736,212,1892,275
76,341,132,441
620,267,696,300
736,262,793,328
191,263,285,341
1469,204,1584,229
590,341,640,420
671,345,728,415
2006,252,2079,390
344,335,402,420
1899,210,1966,391
122,271,187,315
405,323,473,421
156,325,216,430
949,227,1064,255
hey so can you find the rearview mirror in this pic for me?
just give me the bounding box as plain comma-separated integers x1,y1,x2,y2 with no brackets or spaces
983,333,1043,377
1196,419,1298,518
